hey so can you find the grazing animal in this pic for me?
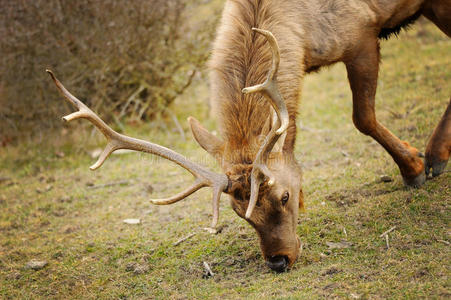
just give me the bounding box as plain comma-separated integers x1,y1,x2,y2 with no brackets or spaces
48,0,450,272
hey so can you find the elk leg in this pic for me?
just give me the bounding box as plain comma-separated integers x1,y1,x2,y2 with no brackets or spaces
345,39,425,187
425,98,451,177
422,0,451,37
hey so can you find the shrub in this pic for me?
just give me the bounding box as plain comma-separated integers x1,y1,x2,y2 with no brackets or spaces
0,0,219,141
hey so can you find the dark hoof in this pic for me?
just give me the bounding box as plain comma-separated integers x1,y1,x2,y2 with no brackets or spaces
425,160,448,177
402,172,426,188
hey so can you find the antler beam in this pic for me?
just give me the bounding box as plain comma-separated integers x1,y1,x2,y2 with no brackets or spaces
47,70,229,228
241,28,289,219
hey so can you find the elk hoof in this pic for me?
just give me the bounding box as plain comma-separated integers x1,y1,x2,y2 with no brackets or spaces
402,171,426,188
425,159,448,178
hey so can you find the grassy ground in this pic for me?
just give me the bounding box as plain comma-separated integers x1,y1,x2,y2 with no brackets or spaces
1,20,450,299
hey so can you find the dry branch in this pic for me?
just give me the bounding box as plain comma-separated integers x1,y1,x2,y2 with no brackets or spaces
173,233,196,246
380,226,396,238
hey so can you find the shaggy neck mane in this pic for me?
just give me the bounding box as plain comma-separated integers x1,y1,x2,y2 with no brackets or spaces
209,0,304,164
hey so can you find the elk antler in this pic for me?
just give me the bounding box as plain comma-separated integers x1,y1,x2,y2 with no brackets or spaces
47,70,229,228
241,28,289,219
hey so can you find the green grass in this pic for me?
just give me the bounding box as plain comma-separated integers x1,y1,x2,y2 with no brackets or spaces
1,20,450,299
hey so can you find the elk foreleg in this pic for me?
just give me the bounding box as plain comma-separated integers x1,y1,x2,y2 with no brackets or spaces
345,39,425,187
425,98,451,177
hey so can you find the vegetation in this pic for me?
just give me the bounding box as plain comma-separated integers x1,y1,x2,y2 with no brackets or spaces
0,13,450,300
0,0,219,141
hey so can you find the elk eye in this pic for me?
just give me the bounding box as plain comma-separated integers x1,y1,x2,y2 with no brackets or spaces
281,192,289,205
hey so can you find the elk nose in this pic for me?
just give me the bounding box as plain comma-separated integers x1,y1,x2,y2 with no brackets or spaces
266,255,288,273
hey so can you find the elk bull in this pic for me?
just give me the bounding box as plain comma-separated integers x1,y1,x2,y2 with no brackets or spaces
48,0,451,272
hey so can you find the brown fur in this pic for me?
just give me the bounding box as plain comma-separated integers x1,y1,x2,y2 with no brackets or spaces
192,0,451,270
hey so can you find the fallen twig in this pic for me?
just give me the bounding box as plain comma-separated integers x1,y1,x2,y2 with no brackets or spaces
437,239,450,245
385,234,390,249
88,180,130,189
173,233,196,246
203,261,214,277
380,226,396,238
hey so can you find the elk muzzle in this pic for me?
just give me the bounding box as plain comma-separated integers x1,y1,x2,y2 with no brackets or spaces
260,233,301,272
266,255,289,272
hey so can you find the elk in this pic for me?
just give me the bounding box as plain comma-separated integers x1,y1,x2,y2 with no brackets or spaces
48,0,451,272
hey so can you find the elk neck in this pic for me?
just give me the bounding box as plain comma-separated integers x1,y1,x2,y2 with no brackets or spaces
209,0,306,167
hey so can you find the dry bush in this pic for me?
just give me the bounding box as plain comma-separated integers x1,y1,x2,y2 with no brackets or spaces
0,0,219,142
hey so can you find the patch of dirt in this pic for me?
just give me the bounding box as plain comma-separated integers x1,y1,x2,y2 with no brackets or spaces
321,266,341,276
325,185,401,207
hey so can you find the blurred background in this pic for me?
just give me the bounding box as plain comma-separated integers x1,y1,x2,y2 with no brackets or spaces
0,0,222,145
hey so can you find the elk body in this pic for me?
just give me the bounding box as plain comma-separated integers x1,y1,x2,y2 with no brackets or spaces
49,0,451,272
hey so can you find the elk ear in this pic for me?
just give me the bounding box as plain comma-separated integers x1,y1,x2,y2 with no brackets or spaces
188,117,224,159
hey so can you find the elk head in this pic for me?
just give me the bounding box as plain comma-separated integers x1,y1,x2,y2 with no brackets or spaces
190,29,303,272
47,28,302,273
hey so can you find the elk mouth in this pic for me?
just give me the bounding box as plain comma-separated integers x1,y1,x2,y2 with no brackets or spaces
266,255,289,273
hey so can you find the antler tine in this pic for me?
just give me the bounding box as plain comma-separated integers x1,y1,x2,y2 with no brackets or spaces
150,180,207,205
241,29,289,219
47,70,229,228
47,70,120,170
244,126,279,219
242,28,289,135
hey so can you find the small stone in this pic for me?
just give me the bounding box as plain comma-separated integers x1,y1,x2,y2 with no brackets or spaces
380,175,393,183
123,219,141,225
326,241,353,249
26,260,48,270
